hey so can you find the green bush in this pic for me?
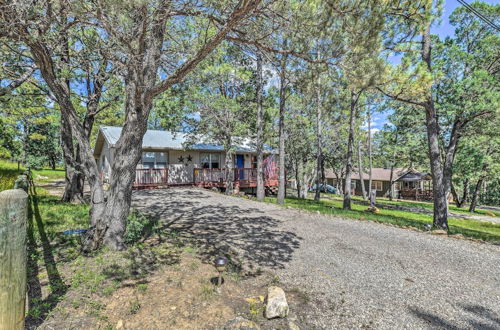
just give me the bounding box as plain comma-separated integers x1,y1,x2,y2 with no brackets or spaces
480,179,500,206
124,210,158,245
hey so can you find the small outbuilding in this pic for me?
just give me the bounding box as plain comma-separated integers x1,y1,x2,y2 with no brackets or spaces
395,169,433,201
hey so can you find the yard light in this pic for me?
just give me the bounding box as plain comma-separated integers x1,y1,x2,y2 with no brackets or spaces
214,256,228,286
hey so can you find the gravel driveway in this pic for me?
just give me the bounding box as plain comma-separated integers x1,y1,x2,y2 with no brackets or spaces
132,187,500,329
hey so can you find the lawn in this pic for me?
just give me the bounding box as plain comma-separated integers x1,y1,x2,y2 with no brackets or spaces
0,159,65,191
265,195,500,242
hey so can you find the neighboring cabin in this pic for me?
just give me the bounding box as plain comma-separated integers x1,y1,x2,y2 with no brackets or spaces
325,167,433,200
93,126,277,190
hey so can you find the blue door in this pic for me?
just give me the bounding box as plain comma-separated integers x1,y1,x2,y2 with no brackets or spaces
236,155,245,179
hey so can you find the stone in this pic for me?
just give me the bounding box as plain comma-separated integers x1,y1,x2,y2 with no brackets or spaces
485,211,495,217
288,321,300,330
116,319,124,329
365,206,380,214
265,286,289,319
223,316,260,330
431,229,448,235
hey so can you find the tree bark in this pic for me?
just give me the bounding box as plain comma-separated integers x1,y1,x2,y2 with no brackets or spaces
314,48,322,201
357,140,367,200
367,108,373,199
277,40,288,205
255,52,265,202
343,91,357,210
225,145,234,195
60,114,84,203
421,25,449,230
469,177,483,213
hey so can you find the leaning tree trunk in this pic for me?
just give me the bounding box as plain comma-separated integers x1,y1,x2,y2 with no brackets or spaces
343,91,356,210
357,141,367,200
277,42,288,205
255,52,265,202
469,177,483,213
460,179,469,208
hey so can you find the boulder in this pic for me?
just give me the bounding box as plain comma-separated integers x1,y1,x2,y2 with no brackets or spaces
265,286,289,319
365,206,380,214
223,316,260,330
288,321,300,330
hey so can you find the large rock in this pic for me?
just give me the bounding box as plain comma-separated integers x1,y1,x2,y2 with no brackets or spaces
265,286,289,319
223,316,260,330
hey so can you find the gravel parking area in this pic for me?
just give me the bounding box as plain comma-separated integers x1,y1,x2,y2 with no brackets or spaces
133,187,500,329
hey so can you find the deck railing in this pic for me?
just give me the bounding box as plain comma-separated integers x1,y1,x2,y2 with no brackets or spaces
133,168,168,188
193,167,278,186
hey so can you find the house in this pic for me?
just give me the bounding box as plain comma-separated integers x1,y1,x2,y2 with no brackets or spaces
93,126,277,190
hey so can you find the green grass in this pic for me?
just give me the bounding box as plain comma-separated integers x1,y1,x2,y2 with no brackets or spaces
265,196,500,242
357,196,500,217
0,159,66,191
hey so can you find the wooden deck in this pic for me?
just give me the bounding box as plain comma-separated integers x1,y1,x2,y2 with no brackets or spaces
132,167,278,190
193,168,278,189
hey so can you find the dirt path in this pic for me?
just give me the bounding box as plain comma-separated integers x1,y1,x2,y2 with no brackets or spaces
132,187,500,329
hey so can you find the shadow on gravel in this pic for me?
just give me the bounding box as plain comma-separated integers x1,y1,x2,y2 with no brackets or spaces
409,304,500,329
133,188,301,276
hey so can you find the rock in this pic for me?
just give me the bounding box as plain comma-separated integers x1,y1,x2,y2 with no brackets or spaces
116,319,124,329
485,211,495,217
265,286,289,319
223,316,260,330
288,321,300,330
431,229,448,235
365,206,380,214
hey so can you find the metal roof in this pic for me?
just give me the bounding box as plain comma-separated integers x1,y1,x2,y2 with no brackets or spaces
99,126,262,153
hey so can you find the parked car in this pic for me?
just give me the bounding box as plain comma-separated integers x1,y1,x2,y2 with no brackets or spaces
309,184,338,194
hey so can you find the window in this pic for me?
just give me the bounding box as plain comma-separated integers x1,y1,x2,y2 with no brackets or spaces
142,152,156,169
371,181,383,191
155,152,167,168
251,156,257,169
141,152,168,169
200,153,220,169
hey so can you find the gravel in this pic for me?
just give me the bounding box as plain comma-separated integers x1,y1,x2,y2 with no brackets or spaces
133,187,500,329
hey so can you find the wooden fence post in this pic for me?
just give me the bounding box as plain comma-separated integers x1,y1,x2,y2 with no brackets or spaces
0,189,28,330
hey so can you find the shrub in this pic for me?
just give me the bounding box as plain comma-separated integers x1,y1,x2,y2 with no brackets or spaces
124,210,158,245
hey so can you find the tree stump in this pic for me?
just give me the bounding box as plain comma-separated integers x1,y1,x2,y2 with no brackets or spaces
0,189,28,330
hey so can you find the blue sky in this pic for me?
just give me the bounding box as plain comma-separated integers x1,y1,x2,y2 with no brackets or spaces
369,0,497,133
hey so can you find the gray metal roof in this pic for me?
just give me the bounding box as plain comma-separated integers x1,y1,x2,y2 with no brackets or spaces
99,126,261,153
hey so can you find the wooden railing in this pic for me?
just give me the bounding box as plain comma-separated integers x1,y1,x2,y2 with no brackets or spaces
193,167,278,186
133,168,168,188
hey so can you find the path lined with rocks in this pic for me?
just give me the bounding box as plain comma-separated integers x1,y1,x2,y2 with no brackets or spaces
133,187,500,329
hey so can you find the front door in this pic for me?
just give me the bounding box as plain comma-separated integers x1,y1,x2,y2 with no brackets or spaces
236,154,245,179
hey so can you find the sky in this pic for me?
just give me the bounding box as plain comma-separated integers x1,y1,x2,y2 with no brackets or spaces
369,0,498,134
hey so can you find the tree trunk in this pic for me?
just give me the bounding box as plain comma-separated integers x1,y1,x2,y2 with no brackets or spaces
277,41,288,204
295,159,301,198
357,140,367,200
421,25,449,230
367,108,373,200
469,177,483,213
255,52,265,202
343,91,356,210
314,48,322,201
460,179,469,208
389,163,395,201
225,148,234,195
60,114,84,203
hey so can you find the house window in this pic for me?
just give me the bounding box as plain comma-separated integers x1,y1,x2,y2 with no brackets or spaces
141,152,168,169
200,153,220,169
251,156,257,169
371,181,383,191
155,152,167,168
